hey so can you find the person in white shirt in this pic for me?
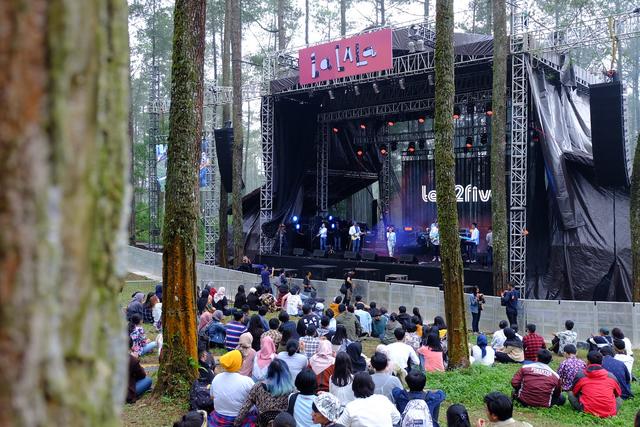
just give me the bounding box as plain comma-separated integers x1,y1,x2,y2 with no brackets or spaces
386,226,396,257
429,221,440,262
354,303,372,335
286,288,303,316
318,223,328,251
469,222,480,263
470,334,495,366
348,221,362,253
210,350,254,420
385,328,419,371
336,372,401,427
613,339,634,377
329,352,356,404
491,320,509,350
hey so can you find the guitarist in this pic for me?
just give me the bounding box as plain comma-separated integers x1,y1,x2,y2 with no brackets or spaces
349,221,363,253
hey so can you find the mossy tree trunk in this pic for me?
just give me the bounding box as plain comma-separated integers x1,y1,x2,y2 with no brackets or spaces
231,0,244,267
433,0,470,368
0,0,129,424
219,0,232,268
491,0,508,294
155,0,205,396
632,132,640,301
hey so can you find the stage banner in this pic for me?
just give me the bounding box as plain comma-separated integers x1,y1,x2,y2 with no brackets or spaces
298,29,393,85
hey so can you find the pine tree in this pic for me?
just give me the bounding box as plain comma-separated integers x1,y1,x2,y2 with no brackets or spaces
231,0,245,267
632,132,640,301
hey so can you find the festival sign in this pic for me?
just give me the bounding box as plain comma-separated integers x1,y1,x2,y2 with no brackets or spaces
298,28,393,85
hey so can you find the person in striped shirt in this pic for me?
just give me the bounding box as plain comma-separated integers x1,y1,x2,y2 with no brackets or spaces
225,310,247,351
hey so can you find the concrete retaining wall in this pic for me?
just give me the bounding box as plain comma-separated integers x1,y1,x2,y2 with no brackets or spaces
125,246,640,347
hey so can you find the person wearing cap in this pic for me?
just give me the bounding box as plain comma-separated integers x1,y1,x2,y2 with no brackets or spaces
312,393,346,427
209,350,254,426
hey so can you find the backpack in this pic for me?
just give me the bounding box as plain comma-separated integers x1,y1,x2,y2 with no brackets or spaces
401,399,433,427
189,375,214,413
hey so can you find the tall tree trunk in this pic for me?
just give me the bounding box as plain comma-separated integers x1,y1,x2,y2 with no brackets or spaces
632,132,640,301
340,0,347,36
472,0,477,33
231,0,244,267
277,0,286,50
305,0,310,45
379,0,386,25
491,0,508,294
155,0,205,395
210,1,218,80
433,0,469,368
0,0,129,424
129,68,137,245
219,0,232,268
424,0,430,19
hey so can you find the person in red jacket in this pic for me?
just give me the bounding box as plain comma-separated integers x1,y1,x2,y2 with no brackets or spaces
511,349,564,407
569,350,622,418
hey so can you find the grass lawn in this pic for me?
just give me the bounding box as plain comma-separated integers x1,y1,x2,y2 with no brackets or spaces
120,280,640,426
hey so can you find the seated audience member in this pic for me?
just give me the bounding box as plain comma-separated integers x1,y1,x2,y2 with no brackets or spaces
569,350,622,418
336,372,401,427
412,316,424,337
491,320,509,350
326,309,337,331
152,297,163,331
330,324,353,354
155,283,163,302
511,349,565,407
127,292,145,321
612,327,633,353
329,352,356,404
381,314,400,345
336,304,361,341
446,404,470,427
557,344,586,392
371,309,388,339
346,342,367,373
418,333,446,372
235,359,295,427
234,285,247,309
247,287,260,311
613,339,634,377
257,306,269,329
173,410,208,427
237,333,256,378
241,304,251,325
522,324,546,362
286,287,303,317
298,304,321,337
477,392,533,427
129,314,157,356
317,316,334,340
262,318,283,350
387,328,420,372
397,306,412,329
278,339,309,380
312,393,345,427
370,352,402,402
300,325,320,359
404,323,422,351
272,412,296,427
510,324,523,341
247,314,266,352
433,316,448,340
214,287,229,314
588,328,613,351
202,310,226,348
601,346,632,399
470,334,495,366
310,339,336,392
392,370,446,427
353,295,369,309
329,296,342,317
287,368,320,427
127,338,152,403
225,310,248,351
354,303,372,336
412,307,423,326
551,320,577,355
143,292,157,323
253,335,277,382
278,311,300,344
209,350,255,426
494,328,524,364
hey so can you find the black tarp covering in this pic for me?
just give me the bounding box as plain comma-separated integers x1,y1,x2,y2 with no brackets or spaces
526,61,632,301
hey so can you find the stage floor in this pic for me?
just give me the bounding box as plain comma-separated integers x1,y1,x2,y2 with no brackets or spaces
257,253,494,296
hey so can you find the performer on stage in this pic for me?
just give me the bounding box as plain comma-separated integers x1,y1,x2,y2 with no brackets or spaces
429,220,440,262
349,221,362,253
386,226,397,257
276,223,287,255
486,227,493,265
318,222,328,250
469,222,480,263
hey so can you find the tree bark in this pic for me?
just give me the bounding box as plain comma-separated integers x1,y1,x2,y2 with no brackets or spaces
231,0,245,267
277,0,286,50
433,0,469,368
305,0,310,45
0,0,129,424
632,132,640,301
155,0,205,395
340,0,347,36
219,0,232,268
491,0,508,294
379,0,386,25
424,0,430,19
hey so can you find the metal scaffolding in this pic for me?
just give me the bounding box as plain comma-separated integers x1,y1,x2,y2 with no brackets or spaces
147,64,161,251
260,95,275,254
316,123,329,216
202,84,219,265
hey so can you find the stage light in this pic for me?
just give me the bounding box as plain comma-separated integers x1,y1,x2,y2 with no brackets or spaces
485,102,493,116
453,106,461,120
292,215,298,222
372,83,380,94
332,127,339,133
295,224,301,230
387,121,395,127
359,123,367,130
354,85,360,96
328,215,333,221
480,133,488,145
408,41,416,53
416,39,425,51
399,78,406,90
328,90,335,100
379,144,388,156
391,141,398,151
407,142,416,154
331,223,336,229
418,117,426,124
465,136,473,149
404,226,414,232
418,138,426,149
355,146,364,157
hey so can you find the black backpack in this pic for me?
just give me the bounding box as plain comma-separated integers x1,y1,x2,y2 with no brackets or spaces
189,374,214,413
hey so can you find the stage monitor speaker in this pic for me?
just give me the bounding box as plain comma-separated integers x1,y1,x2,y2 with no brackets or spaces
589,81,629,187
344,251,358,260
214,127,234,192
312,249,327,258
398,254,417,264
361,251,377,261
293,247,305,256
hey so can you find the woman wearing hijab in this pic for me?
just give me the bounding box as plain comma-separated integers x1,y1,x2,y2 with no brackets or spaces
470,334,495,366
214,287,229,314
126,292,145,321
237,332,257,377
197,288,210,315
247,287,260,311
346,342,367,373
253,335,277,381
155,283,163,302
495,328,524,363
202,310,227,348
381,314,400,345
310,340,336,392
198,311,213,337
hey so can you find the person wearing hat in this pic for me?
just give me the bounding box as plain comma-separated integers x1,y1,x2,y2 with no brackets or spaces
312,393,346,427
209,350,254,426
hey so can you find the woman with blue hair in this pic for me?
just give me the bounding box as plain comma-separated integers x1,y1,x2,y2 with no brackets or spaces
234,358,295,427
470,334,495,366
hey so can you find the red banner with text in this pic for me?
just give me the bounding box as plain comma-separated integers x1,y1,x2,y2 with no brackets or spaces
298,29,394,85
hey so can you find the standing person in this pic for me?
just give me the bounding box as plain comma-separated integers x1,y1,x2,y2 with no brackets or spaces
429,221,440,262
522,324,546,362
209,350,255,426
501,283,520,328
302,272,316,300
336,372,402,427
386,226,396,257
469,287,485,334
469,223,480,263
485,227,493,265
277,223,288,255
318,222,328,251
260,265,274,295
348,221,362,253
340,273,354,306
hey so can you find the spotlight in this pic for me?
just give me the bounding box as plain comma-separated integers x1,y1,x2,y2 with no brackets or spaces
356,146,364,157
416,39,425,51
428,74,434,86
418,117,426,124
372,82,380,94
331,223,336,229
295,223,301,230
328,215,333,221
418,138,426,149
359,123,367,130
387,121,395,127
391,141,398,151
379,144,388,156
407,142,416,154
465,136,473,149
328,90,335,100
399,78,406,90
354,85,360,96
332,127,339,133
292,215,298,222
485,102,493,116
408,41,416,53
480,133,488,145
453,106,461,120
